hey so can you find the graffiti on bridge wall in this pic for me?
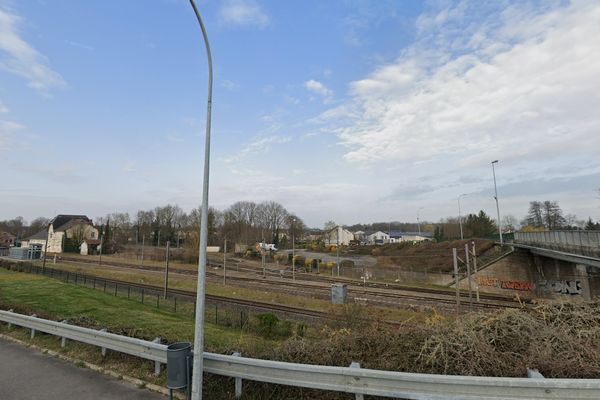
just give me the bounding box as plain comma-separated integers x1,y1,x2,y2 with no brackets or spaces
476,276,535,291
551,280,582,295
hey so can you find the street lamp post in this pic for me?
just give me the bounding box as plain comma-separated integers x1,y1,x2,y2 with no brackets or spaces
336,226,340,277
417,207,424,236
292,218,295,281
458,193,468,240
188,1,213,399
491,160,503,246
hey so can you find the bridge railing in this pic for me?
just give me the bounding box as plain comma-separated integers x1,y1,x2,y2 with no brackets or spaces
2,309,600,399
514,231,600,251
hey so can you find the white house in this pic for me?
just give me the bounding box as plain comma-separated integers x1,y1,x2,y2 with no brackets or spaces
20,230,48,249
323,226,354,246
80,239,102,255
24,215,100,254
366,231,389,245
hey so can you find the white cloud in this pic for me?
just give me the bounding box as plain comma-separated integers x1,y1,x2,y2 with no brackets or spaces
219,0,269,29
221,79,238,91
0,7,65,91
0,119,24,151
0,101,7,113
123,161,136,173
321,1,600,170
304,79,333,103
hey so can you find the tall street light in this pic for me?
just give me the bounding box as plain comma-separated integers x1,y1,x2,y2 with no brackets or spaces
188,1,213,399
457,193,468,240
491,160,503,246
291,217,295,281
417,207,424,236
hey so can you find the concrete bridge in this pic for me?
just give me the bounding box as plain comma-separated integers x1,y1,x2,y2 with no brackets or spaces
458,231,600,300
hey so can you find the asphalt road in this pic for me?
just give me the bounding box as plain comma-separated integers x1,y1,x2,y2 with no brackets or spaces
0,337,165,399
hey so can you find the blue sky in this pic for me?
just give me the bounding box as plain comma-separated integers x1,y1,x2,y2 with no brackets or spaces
0,0,599,228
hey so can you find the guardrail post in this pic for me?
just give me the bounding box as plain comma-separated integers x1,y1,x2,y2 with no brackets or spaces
153,337,162,376
30,314,37,339
100,328,107,356
527,368,545,379
233,352,242,398
7,309,13,328
60,320,68,347
350,362,364,400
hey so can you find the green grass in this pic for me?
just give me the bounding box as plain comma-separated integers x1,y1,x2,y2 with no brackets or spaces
0,268,274,352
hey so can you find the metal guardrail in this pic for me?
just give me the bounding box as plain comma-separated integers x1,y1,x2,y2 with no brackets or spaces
2,310,600,399
515,231,600,248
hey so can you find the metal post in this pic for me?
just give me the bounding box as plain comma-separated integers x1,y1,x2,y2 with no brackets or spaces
336,226,340,277
491,160,503,246
100,328,107,356
153,337,162,376
233,352,242,398
350,362,364,400
189,1,213,398
164,241,170,298
99,235,103,266
452,248,460,315
465,244,472,311
141,234,145,266
223,238,227,285
292,218,295,281
472,241,479,302
42,226,49,272
458,194,467,240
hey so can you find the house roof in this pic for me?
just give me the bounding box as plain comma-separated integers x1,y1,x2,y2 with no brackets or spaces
389,231,433,238
50,215,93,231
24,229,48,240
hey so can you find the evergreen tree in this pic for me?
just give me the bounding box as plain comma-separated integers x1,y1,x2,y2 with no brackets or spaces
464,210,497,237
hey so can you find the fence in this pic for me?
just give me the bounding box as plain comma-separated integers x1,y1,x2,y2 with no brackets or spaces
1,310,599,399
514,231,600,259
0,261,273,332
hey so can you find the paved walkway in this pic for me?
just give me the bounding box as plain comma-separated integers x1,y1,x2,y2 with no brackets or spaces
0,337,166,399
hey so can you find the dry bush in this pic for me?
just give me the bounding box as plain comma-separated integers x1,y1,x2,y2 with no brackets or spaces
263,301,600,379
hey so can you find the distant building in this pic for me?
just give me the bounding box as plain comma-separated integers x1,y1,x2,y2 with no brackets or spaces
323,226,354,246
20,229,48,249
366,231,389,245
23,215,99,254
389,231,433,243
0,232,16,247
80,239,102,255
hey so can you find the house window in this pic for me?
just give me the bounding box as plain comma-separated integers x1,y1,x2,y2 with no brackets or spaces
91,232,96,239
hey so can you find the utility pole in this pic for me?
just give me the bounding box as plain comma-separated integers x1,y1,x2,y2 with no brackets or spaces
99,235,103,266
223,238,227,285
141,234,145,267
491,160,504,246
472,241,479,302
42,225,49,272
458,193,467,240
336,226,340,277
164,241,170,298
452,248,460,315
292,218,295,281
417,207,424,236
262,233,266,279
465,243,472,311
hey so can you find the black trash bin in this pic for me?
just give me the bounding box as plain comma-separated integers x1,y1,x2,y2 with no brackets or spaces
167,342,192,390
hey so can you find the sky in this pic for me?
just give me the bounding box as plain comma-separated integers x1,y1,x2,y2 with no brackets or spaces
0,0,599,228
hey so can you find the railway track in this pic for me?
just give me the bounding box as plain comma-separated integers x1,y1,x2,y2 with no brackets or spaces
55,256,521,311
